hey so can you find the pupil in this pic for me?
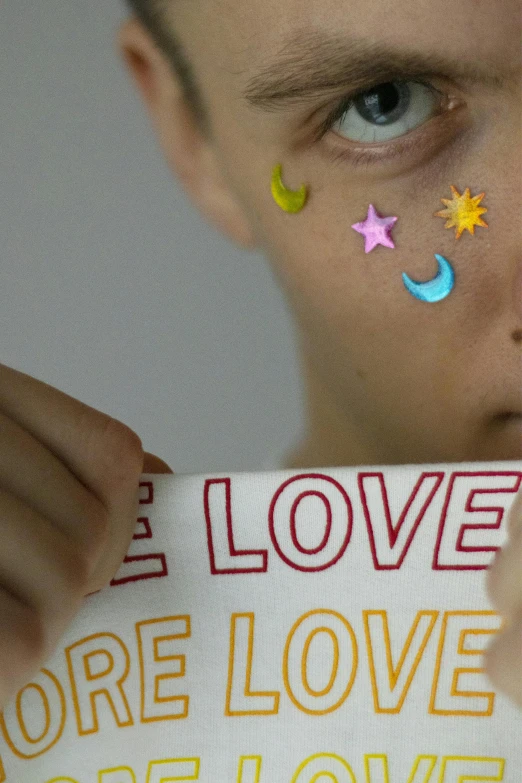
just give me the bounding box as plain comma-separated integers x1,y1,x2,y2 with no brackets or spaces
355,82,409,126
376,84,399,114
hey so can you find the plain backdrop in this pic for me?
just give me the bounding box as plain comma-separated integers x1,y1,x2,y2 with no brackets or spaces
0,1,305,474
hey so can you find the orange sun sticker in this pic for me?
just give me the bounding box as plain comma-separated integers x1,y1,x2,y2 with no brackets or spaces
435,185,489,239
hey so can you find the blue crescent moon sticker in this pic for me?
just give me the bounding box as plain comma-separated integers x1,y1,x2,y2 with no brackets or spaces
402,254,455,303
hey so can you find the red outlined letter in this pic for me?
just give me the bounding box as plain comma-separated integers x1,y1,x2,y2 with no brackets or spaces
269,474,353,572
110,480,168,586
205,479,267,574
434,471,522,569
358,471,444,570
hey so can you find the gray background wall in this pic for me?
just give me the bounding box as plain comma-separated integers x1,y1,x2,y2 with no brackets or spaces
0,1,304,474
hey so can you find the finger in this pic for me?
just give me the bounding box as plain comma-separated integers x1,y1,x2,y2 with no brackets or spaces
0,410,109,570
507,487,522,536
0,591,46,708
142,452,174,474
484,609,522,709
0,363,142,511
486,489,522,618
0,363,145,592
0,486,89,650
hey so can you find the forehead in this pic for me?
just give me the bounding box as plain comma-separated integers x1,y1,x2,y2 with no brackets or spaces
187,0,518,69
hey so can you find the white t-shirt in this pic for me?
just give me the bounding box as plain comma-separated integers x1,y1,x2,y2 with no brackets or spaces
1,459,521,783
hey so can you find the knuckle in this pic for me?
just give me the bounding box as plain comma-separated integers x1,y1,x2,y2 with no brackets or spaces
98,415,142,453
97,417,144,482
59,537,101,591
45,527,103,597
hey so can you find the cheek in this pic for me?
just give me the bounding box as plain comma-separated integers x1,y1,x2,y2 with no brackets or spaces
262,201,429,333
264,184,499,334
259,194,503,404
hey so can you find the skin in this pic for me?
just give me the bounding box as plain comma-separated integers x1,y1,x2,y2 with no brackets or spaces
116,0,522,708
117,0,521,470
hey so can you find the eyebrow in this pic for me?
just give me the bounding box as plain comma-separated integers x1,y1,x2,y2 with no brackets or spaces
240,29,508,112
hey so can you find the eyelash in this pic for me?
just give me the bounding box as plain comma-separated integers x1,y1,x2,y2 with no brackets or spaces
313,78,452,166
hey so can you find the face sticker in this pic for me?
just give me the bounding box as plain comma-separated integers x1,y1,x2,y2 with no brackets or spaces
352,204,398,253
402,254,455,303
434,186,488,239
271,163,309,213
270,163,460,304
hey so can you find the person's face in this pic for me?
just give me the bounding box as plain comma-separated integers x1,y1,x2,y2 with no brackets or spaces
121,0,521,463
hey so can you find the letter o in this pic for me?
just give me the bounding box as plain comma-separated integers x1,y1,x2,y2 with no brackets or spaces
0,669,66,758
291,753,356,783
283,610,357,715
269,475,353,572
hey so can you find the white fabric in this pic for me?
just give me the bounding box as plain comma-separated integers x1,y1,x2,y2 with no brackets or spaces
1,460,521,783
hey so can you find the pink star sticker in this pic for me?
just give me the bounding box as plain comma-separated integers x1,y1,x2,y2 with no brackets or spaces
352,204,398,253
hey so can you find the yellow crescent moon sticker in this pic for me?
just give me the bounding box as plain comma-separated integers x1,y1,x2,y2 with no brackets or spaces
271,163,308,213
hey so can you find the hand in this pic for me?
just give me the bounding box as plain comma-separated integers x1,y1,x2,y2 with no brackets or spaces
0,362,172,710
484,488,522,709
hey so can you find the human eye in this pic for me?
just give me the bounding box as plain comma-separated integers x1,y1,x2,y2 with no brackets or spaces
314,79,463,166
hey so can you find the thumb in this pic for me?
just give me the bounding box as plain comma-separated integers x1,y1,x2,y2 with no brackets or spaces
85,451,174,596
507,488,522,537
142,451,174,474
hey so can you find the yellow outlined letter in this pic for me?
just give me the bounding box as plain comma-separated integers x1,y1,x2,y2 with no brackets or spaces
430,612,502,716
283,610,356,715
137,616,191,722
226,613,279,716
65,633,133,736
146,758,199,782
291,754,355,782
99,767,137,782
0,668,66,759
237,756,262,783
